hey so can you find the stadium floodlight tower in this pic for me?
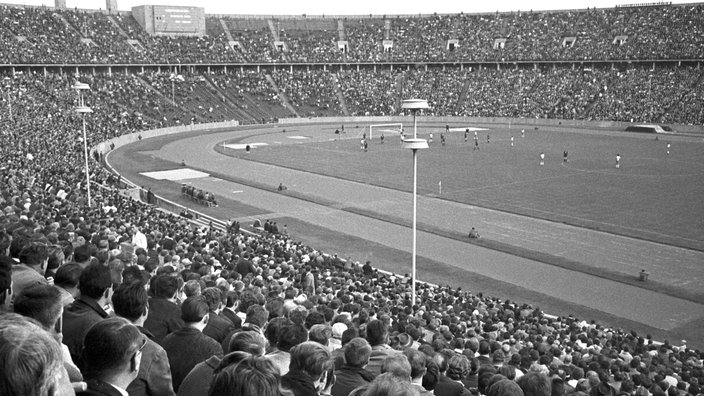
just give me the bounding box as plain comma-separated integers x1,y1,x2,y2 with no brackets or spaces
73,82,94,207
401,98,429,303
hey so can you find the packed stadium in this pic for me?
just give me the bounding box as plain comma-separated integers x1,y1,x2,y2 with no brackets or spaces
1,1,703,396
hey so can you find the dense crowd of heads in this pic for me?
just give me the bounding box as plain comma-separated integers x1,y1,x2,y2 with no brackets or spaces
1,4,704,64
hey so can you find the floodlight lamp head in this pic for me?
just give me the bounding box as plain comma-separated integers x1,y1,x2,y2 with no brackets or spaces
401,99,429,110
72,82,90,91
403,138,429,151
75,106,93,114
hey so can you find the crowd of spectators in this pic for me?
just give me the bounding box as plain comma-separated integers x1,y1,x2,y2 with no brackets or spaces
2,4,704,64
0,6,704,395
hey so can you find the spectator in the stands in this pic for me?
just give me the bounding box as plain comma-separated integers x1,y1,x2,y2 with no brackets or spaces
161,295,223,392
111,281,175,396
331,337,374,396
202,287,234,344
143,274,183,344
0,313,74,396
207,352,285,396
281,341,333,396
62,262,113,367
11,241,49,297
80,317,146,396
517,372,552,396
54,263,82,307
366,319,401,377
12,284,84,388
178,331,267,396
220,290,241,328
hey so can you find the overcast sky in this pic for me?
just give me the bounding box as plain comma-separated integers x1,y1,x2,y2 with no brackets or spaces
0,0,698,15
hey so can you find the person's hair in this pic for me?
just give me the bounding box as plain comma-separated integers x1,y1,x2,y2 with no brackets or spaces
0,313,65,396
246,304,269,328
278,323,308,352
54,262,82,288
487,378,526,396
152,274,179,299
404,348,427,379
381,354,412,380
308,324,332,346
517,372,552,396
447,354,471,380
203,287,222,311
78,262,113,299
366,319,389,347
183,279,201,298
225,291,238,308
72,244,92,263
288,341,331,379
345,337,373,368
229,331,268,356
12,284,62,330
264,317,292,348
181,295,209,323
363,372,420,396
209,352,282,396
82,317,144,379
18,242,49,267
112,281,149,322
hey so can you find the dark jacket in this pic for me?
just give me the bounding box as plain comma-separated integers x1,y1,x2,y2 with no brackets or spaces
434,375,472,396
281,369,318,396
143,297,184,344
62,296,109,367
78,379,125,396
161,327,223,393
203,310,235,344
331,365,374,396
176,355,221,396
220,309,242,329
127,327,176,396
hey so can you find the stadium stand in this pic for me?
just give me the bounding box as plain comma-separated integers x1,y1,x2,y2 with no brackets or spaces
1,3,703,396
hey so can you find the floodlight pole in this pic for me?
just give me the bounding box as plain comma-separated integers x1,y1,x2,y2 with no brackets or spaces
73,82,93,207
401,99,429,303
2,77,11,121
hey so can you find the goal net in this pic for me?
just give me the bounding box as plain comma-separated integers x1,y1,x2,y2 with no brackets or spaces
368,123,403,139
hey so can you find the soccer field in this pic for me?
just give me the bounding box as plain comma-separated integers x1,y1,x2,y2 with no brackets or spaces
237,123,704,251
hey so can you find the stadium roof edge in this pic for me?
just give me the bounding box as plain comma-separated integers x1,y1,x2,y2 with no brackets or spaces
1,1,703,19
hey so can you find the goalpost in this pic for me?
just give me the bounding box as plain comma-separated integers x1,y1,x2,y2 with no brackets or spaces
367,123,403,140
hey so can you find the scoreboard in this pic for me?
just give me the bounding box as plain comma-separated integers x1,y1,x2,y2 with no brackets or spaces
131,5,206,36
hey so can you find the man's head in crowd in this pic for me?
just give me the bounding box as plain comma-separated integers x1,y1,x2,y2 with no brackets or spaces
79,262,113,304
81,317,146,388
181,295,209,328
382,354,412,381
18,241,49,274
517,372,552,396
278,323,308,352
404,348,427,382
0,313,72,396
12,284,62,331
228,330,268,356
345,337,372,368
112,281,149,325
366,319,389,347
288,341,332,388
209,352,283,396
152,274,179,300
